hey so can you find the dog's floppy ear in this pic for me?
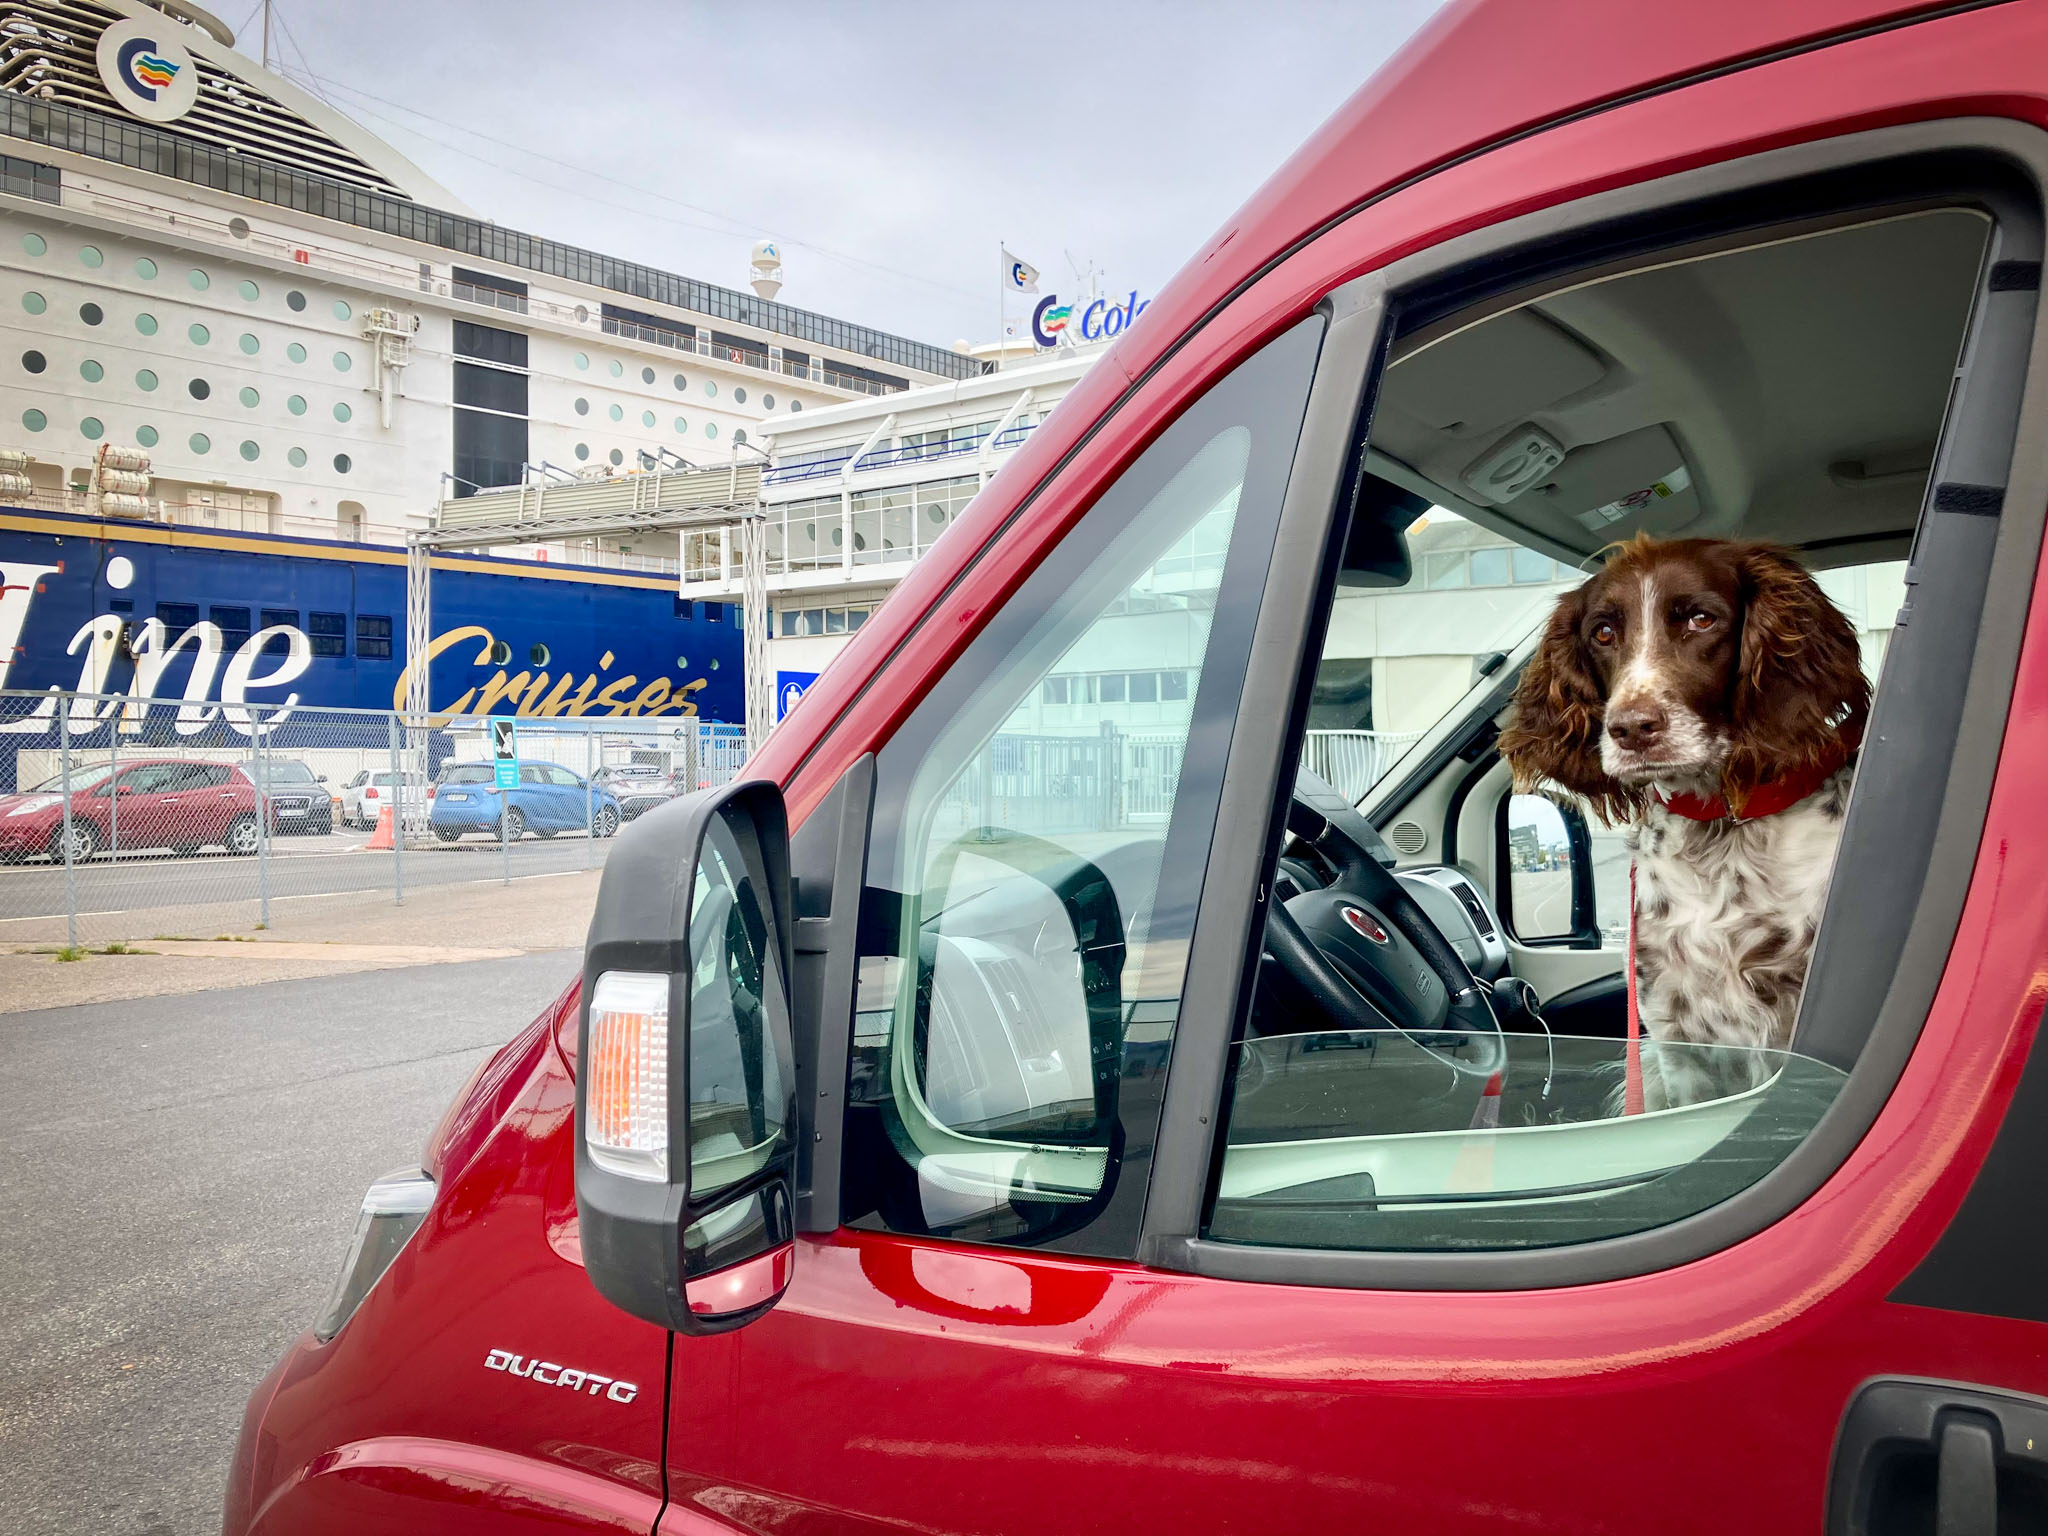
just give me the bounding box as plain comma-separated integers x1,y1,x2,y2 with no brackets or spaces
1725,544,1870,805
1499,581,1635,823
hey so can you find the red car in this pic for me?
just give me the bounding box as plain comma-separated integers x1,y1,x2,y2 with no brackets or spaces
228,4,2048,1531
0,755,266,862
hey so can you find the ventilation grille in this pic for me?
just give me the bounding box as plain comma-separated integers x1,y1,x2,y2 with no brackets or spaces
1387,820,1429,856
0,2,408,198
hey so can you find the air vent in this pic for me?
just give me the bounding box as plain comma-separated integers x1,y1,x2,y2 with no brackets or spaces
1387,820,1428,856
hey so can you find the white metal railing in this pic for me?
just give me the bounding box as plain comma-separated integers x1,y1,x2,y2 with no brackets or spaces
1301,729,1428,801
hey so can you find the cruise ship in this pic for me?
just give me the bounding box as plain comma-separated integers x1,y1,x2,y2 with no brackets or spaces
0,0,976,731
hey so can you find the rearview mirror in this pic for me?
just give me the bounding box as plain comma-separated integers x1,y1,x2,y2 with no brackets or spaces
575,779,798,1334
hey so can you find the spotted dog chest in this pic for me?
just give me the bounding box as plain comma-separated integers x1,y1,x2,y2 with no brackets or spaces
1627,766,1853,1052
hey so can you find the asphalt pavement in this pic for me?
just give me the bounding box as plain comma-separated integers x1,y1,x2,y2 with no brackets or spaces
0,947,583,1536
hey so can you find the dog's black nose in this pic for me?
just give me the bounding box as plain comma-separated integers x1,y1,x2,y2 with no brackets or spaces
1607,704,1667,749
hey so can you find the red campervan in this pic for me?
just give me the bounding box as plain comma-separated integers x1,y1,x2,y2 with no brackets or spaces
227,3,2048,1530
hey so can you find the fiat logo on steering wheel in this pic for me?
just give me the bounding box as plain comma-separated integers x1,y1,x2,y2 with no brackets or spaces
1339,906,1391,945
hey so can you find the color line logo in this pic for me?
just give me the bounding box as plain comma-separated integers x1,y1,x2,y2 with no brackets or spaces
96,18,200,124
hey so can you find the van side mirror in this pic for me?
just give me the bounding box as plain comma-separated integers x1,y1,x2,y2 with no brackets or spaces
1498,792,1599,946
575,779,798,1334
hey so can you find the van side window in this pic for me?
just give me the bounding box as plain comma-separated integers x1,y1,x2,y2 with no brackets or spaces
843,320,1326,1253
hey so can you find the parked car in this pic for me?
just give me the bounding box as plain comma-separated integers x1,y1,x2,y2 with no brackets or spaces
427,762,621,842
0,757,267,861
228,7,2048,1533
610,772,682,821
250,758,332,836
338,770,427,830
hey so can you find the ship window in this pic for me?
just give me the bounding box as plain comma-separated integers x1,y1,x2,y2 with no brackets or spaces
575,353,590,371
674,373,687,390
574,397,589,415
286,290,306,312
287,447,306,467
454,362,527,414
334,454,352,474
189,269,209,291
705,422,719,439
608,448,624,466
239,387,259,407
356,615,392,660
80,360,101,382
763,394,775,410
734,429,748,446
530,643,550,666
134,257,155,279
79,302,102,326
20,350,43,373
79,245,102,268
260,609,297,654
641,366,655,384
704,380,718,398
21,409,43,432
333,301,351,320
190,433,210,454
21,232,43,256
608,403,623,422
287,342,306,363
210,607,250,652
287,395,306,415
135,313,157,336
239,441,259,462
642,410,655,428
189,379,210,400
188,323,209,346
333,351,352,373
791,401,802,413
238,281,259,302
454,406,526,493
734,387,747,405
489,639,511,665
137,369,157,391
334,402,351,423
156,603,197,632
453,321,528,369
21,292,44,315
79,417,102,441
674,417,687,433
609,359,624,378
239,334,260,356
308,612,345,658
136,426,157,447
574,443,590,460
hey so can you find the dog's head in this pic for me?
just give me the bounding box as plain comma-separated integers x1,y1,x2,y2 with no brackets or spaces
1498,535,1870,821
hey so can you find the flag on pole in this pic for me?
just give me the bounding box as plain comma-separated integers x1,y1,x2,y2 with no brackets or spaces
1003,249,1040,293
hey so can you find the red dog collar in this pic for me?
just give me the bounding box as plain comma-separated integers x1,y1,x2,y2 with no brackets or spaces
1655,728,1858,823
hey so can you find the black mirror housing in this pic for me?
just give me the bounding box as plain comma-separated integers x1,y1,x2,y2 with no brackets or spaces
575,778,799,1335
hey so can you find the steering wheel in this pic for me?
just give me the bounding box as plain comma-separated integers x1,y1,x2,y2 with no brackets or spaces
1264,773,1505,1081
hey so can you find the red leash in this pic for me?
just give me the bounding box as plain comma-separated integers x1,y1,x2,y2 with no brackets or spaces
1625,865,1644,1115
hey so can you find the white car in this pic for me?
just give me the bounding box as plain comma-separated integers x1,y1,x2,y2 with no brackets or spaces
338,769,426,830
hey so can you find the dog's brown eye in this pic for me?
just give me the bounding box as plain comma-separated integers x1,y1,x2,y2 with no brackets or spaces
1591,621,1618,646
1686,611,1716,633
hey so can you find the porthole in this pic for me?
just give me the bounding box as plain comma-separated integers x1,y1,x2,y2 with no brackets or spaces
489,640,511,666
79,359,102,383
790,400,802,412
573,304,589,323
188,322,210,346
286,290,306,312
333,453,351,473
237,279,259,301
710,658,720,671
608,403,623,422
239,386,259,408
641,366,655,384
332,351,352,372
333,402,351,423
136,424,158,447
574,352,590,371
21,292,45,316
608,359,624,378
332,300,351,320
78,301,102,325
674,417,688,433
190,432,210,454
641,410,655,428
134,256,156,280
188,378,210,400
705,422,719,439
734,387,747,404
762,394,775,410
675,655,688,669
239,333,260,356
20,350,43,374
574,397,589,415
135,369,157,391
574,442,589,460
135,313,158,336
608,448,623,466
78,245,102,268
286,342,307,363
286,394,306,416
703,380,717,398
529,643,550,666
21,408,43,432
21,233,44,256
733,429,748,446
229,217,251,240
188,268,210,291
78,417,102,440
239,440,260,461
673,373,687,390
287,446,306,467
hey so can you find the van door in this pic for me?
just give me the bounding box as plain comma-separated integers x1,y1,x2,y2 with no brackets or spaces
668,89,2048,1536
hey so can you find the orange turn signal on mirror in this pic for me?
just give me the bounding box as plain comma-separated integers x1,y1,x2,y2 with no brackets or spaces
584,970,669,1181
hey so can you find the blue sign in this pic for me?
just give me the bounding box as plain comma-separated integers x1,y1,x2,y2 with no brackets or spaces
777,670,819,721
1032,289,1149,348
491,718,519,789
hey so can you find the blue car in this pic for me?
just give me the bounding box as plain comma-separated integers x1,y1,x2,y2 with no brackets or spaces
428,762,622,842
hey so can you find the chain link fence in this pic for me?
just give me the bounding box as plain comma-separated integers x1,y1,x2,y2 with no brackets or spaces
0,690,748,948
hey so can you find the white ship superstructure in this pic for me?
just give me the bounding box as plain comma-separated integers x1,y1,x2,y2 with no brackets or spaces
0,0,976,562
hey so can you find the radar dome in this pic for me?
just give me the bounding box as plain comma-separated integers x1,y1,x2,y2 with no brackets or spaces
749,238,783,300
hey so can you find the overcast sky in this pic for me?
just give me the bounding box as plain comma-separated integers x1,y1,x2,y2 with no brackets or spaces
250,1,1443,350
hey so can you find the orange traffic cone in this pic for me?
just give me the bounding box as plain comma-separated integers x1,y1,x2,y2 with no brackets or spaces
366,804,395,850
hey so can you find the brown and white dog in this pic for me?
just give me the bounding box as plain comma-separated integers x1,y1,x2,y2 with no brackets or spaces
1498,535,1870,1109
